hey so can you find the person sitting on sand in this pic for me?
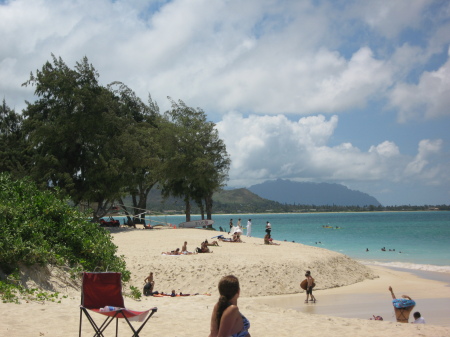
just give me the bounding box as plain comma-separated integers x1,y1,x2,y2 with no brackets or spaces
200,241,213,253
412,311,425,324
208,275,250,337
388,286,415,323
232,233,242,242
264,234,279,245
182,241,188,253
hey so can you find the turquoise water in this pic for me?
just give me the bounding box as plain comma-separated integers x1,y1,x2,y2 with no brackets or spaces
141,211,450,272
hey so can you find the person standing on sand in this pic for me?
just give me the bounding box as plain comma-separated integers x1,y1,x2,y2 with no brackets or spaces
265,221,271,238
246,219,252,237
388,286,415,323
305,271,316,303
229,219,233,234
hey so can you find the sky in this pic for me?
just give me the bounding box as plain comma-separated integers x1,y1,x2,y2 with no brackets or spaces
1,0,449,206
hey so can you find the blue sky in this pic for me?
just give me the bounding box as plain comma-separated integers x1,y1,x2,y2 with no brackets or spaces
1,0,449,205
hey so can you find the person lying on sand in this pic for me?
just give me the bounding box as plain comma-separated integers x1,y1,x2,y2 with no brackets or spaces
218,237,233,242
388,286,416,323
204,239,219,246
162,248,181,255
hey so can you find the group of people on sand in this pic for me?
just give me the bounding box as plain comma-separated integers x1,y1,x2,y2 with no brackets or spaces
161,240,220,255
162,241,196,255
143,272,195,297
226,218,258,238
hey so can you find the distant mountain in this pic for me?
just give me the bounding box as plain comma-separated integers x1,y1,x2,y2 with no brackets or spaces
247,179,381,206
141,187,287,214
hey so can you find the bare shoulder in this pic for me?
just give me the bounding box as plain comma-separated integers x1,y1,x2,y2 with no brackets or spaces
224,304,239,314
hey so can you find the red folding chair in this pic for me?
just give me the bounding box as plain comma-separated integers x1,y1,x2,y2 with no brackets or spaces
79,272,157,336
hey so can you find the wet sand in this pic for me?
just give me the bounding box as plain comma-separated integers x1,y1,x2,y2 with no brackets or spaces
252,265,450,326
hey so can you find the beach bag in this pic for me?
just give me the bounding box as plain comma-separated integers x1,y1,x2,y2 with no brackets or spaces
392,299,416,309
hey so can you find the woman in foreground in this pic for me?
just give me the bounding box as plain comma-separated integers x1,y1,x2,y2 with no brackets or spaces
208,275,250,337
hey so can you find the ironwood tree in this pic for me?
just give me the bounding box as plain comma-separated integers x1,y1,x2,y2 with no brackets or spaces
161,98,230,221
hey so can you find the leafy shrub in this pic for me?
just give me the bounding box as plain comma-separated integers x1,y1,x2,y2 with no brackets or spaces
129,285,142,300
0,173,130,282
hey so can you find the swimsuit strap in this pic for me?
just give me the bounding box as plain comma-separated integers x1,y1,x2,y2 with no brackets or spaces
397,308,409,322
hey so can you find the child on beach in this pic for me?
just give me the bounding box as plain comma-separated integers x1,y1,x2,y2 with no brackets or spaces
412,311,425,324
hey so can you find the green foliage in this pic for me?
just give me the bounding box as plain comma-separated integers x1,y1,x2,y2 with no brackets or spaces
21,55,131,219
0,99,31,179
161,98,230,220
129,285,142,300
0,271,68,304
0,173,130,282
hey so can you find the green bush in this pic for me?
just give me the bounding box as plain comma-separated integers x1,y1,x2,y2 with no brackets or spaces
0,173,130,281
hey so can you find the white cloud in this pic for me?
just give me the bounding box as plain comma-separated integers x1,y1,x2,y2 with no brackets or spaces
389,49,450,122
351,0,433,39
404,139,443,177
369,141,400,158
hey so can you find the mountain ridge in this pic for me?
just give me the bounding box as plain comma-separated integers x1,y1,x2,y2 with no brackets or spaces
247,179,381,206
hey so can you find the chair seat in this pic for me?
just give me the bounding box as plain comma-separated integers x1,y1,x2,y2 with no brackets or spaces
86,307,157,322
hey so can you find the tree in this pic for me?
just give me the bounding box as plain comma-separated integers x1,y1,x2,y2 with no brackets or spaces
107,82,164,224
161,98,230,221
0,99,31,178
22,55,131,219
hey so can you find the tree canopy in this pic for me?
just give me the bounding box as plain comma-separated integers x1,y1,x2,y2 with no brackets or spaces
161,98,230,220
0,55,230,222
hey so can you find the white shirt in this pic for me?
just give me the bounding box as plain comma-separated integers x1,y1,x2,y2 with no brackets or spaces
413,317,426,324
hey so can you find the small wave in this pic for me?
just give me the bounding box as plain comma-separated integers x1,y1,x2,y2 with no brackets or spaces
358,260,450,273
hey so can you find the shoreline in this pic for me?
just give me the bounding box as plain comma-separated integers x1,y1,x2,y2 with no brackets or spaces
251,265,450,327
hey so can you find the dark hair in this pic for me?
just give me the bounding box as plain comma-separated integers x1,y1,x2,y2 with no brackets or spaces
413,312,421,319
216,275,240,328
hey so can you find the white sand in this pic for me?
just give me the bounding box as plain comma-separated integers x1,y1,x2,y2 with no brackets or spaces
1,227,449,336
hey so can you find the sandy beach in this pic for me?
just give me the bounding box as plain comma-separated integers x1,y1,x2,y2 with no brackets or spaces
1,227,449,336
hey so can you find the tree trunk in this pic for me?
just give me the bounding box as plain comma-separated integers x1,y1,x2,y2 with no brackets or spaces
205,193,213,220
185,197,191,222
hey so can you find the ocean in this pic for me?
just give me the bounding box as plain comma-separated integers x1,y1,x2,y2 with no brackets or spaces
144,211,450,272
